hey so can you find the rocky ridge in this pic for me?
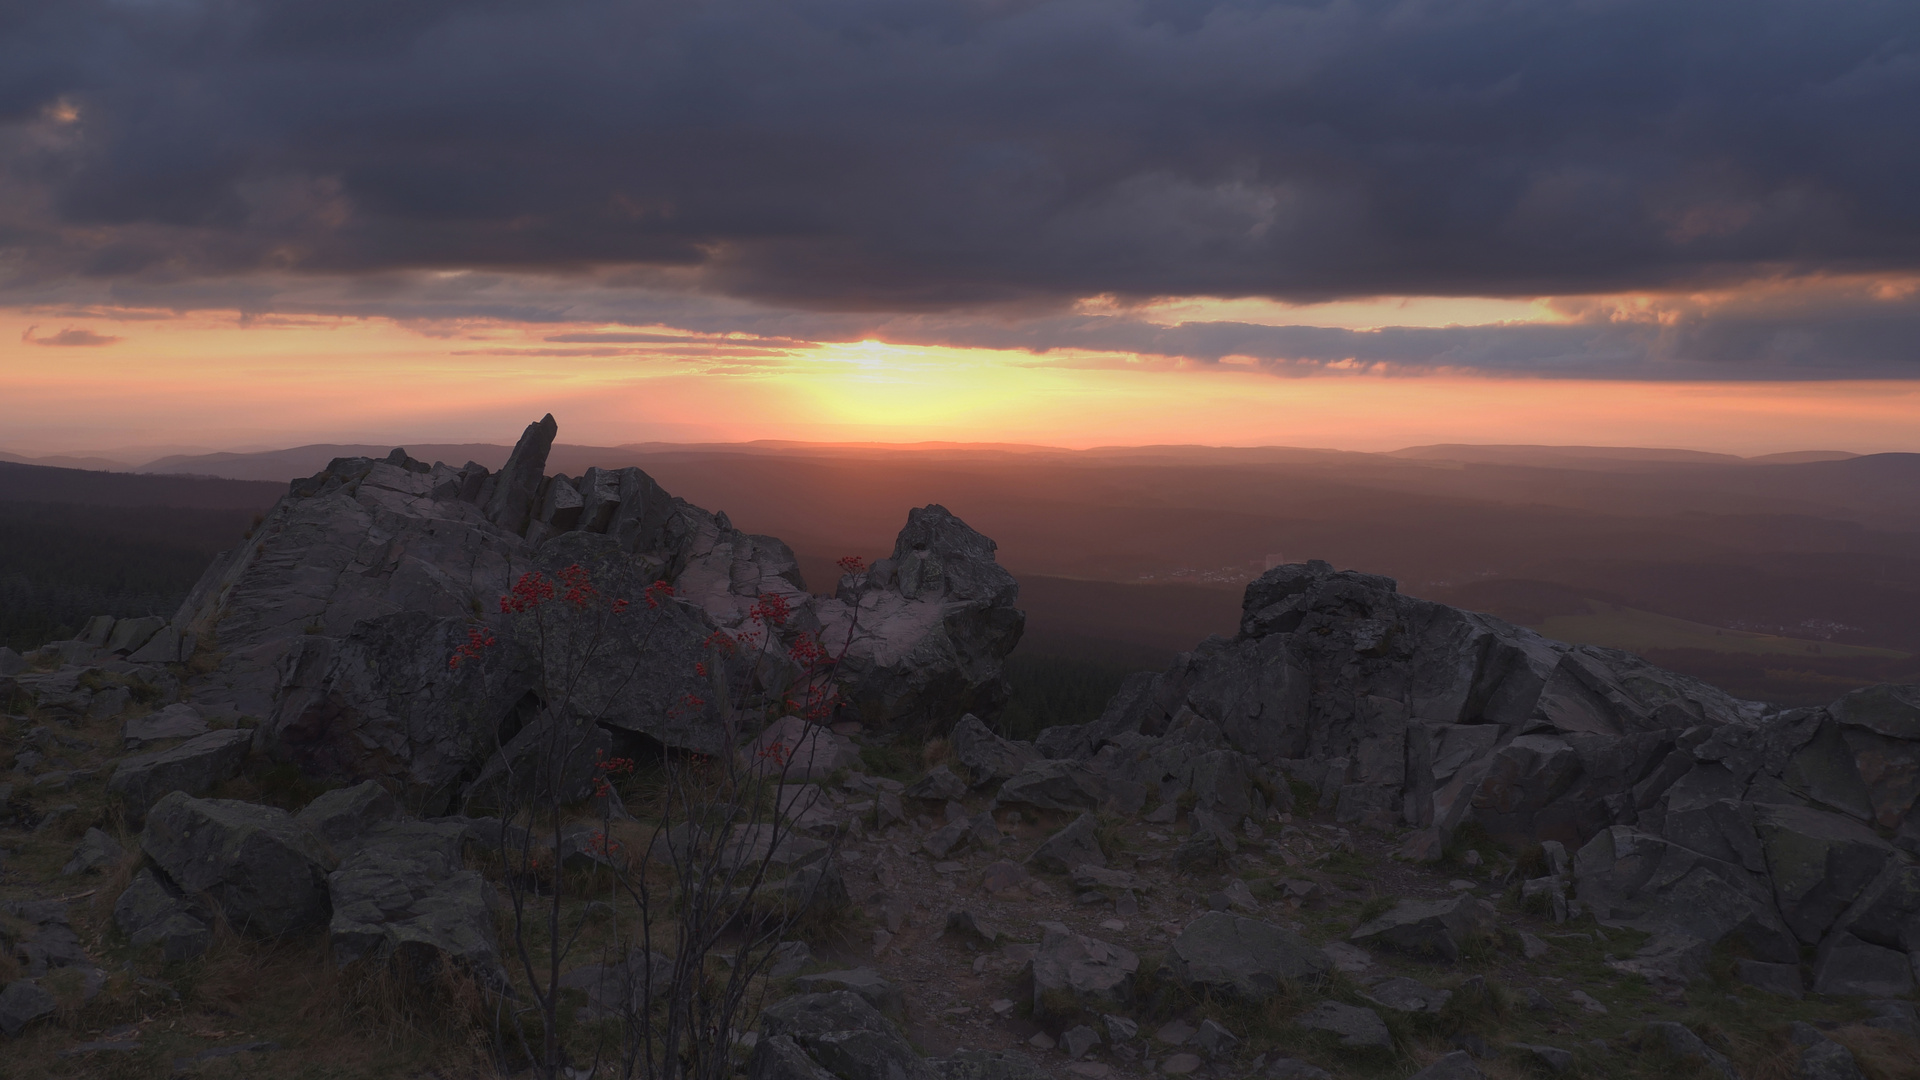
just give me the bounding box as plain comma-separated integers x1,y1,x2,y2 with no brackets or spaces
2,429,1918,1080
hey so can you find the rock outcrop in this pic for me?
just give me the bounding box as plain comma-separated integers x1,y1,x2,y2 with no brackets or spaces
140,793,333,938
128,416,1024,810
1027,560,1920,993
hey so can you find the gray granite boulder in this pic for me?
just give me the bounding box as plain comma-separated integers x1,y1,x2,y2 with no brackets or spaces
756,990,935,1080
1573,826,1798,962
0,978,55,1038
903,765,969,802
929,1049,1049,1080
1166,912,1329,999
1026,812,1104,874
793,968,904,1016
1349,895,1495,961
1640,1022,1738,1080
61,827,124,876
1295,1000,1390,1050
326,832,502,984
109,728,253,826
1811,932,1913,997
295,780,403,859
123,703,209,748
141,793,332,938
751,1034,840,1080
1363,976,1452,1014
1,899,88,975
113,869,212,961
1755,804,1898,945
1790,1022,1866,1080
994,759,1105,813
949,714,1039,788
1407,1052,1485,1079
1029,921,1138,1016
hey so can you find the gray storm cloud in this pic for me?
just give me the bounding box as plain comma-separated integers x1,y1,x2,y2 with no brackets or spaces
1,0,1917,376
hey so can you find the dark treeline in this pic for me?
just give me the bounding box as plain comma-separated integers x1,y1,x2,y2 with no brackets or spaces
0,502,262,650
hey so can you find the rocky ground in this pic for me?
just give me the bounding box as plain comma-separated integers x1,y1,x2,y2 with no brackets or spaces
3,685,1917,1080
5,419,1920,1080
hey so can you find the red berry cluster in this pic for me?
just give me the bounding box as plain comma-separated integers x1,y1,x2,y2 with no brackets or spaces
448,626,497,670
748,591,791,627
501,571,556,613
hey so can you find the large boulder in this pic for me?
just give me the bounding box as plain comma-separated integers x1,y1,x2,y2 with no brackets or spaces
930,1049,1049,1080
141,793,332,938
756,991,935,1080
1754,804,1898,944
994,760,1105,813
816,506,1025,732
1026,813,1104,874
1349,895,1496,962
295,779,404,859
1028,922,1138,1016
949,714,1039,788
1,899,88,975
1573,826,1798,962
113,869,212,961
1166,912,1329,998
61,827,124,876
1295,1001,1390,1050
326,835,502,984
123,703,210,748
0,979,56,1038
1810,933,1914,997
108,728,253,826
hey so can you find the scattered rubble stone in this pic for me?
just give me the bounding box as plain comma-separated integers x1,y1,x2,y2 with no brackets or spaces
1295,1000,1391,1050
1029,922,1138,1016
60,826,123,875
1166,911,1328,999
0,978,56,1038
793,969,905,1017
1348,894,1495,961
108,728,253,825
1027,812,1105,873
141,792,332,938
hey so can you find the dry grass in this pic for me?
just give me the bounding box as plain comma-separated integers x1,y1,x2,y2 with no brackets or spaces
1832,1025,1920,1080
920,737,952,768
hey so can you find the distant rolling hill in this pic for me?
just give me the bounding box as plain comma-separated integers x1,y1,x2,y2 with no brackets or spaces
4,440,1919,705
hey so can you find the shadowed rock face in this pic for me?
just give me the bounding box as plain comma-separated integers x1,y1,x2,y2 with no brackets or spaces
168,417,1024,811
1030,558,1920,994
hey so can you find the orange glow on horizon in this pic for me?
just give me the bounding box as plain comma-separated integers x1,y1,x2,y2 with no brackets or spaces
3,306,1919,459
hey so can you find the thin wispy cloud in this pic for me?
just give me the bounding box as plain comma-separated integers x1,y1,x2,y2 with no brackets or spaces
20,325,121,347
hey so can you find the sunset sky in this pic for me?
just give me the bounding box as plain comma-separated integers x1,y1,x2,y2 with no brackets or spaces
4,0,1918,458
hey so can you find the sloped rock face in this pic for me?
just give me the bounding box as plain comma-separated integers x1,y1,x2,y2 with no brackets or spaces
141,793,333,938
164,417,1022,810
1167,911,1329,998
327,837,503,985
1040,561,1765,842
817,506,1025,732
1030,559,1920,991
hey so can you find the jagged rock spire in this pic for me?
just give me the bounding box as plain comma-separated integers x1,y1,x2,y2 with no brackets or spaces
485,413,558,534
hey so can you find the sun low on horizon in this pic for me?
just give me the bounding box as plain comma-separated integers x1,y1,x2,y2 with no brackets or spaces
7,285,1920,459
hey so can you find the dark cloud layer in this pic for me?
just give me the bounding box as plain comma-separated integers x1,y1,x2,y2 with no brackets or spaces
3,0,1919,317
